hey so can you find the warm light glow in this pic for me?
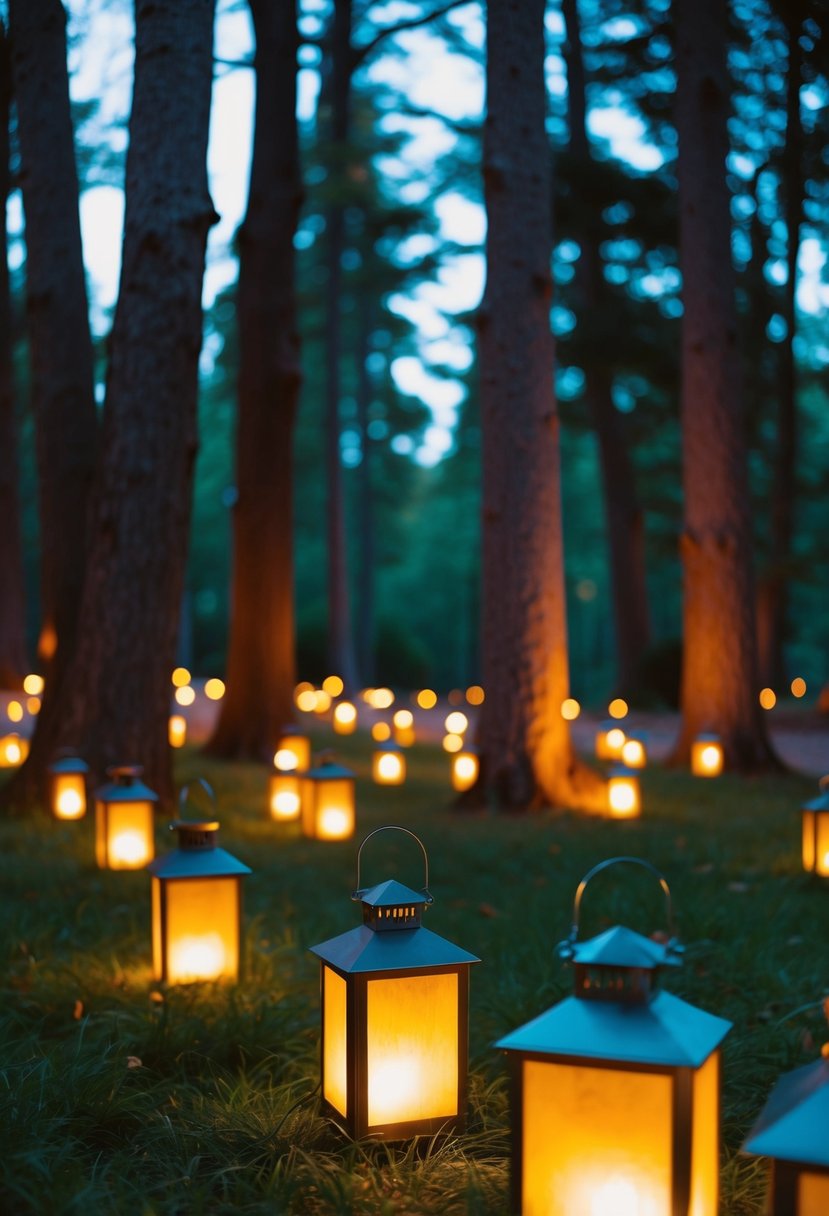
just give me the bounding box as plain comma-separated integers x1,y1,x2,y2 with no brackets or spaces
798,1170,829,1214
606,727,626,755
301,770,355,841
204,678,225,700
452,751,479,792
466,685,485,705
805,808,829,877
371,687,395,710
26,696,41,715
444,711,468,734
158,876,239,983
23,673,44,696
323,966,348,1117
313,689,332,713
274,748,297,771
174,685,196,707
6,739,21,764
7,700,23,723
97,799,154,869
395,726,416,747
171,666,191,687
621,738,646,769
590,1177,649,1216
110,830,151,866
333,701,357,734
168,715,187,748
0,735,27,766
371,722,392,742
759,687,777,710
609,698,629,719
169,933,226,981
374,751,405,784
366,972,458,1127
55,783,85,820
443,733,463,753
318,807,351,839
692,739,724,777
271,788,300,819
393,709,413,729
296,689,317,713
791,676,807,698
417,688,437,709
561,698,581,721
322,674,344,697
608,775,640,818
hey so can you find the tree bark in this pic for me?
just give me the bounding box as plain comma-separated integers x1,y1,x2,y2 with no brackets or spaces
205,0,301,761
672,0,777,770
475,0,605,811
562,0,651,695
0,21,27,688
17,0,217,809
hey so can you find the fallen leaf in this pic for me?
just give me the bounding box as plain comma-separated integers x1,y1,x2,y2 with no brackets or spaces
126,1056,142,1070
73,999,84,1020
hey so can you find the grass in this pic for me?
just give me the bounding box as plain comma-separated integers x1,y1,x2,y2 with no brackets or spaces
2,728,828,1214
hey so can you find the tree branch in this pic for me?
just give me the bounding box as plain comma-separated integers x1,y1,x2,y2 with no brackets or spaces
352,0,477,69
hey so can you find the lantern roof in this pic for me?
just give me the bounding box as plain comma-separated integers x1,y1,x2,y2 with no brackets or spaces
495,989,731,1068
358,878,429,909
306,759,355,781
147,819,251,879
803,778,829,813
95,765,159,804
310,923,479,974
742,1058,829,1167
570,924,678,971
48,754,89,775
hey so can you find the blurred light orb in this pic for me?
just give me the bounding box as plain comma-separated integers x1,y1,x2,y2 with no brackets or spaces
561,698,581,721
393,709,413,729
7,700,23,723
416,689,437,710
444,711,468,735
442,733,463,753
296,688,317,713
175,685,196,707
204,678,225,700
608,698,628,719
791,677,806,698
322,674,344,697
759,687,776,710
172,666,191,688
371,721,392,742
23,673,44,696
465,685,485,705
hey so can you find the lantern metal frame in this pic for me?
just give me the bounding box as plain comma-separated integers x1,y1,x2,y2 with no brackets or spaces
300,755,356,840
801,776,829,877
47,752,90,820
94,764,158,869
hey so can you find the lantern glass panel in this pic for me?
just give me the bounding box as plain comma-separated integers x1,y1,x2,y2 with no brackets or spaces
804,810,829,876
269,772,301,821
54,773,86,819
522,1059,672,1216
608,775,640,818
803,810,815,871
323,965,348,1116
97,800,154,868
304,778,354,840
692,741,723,777
162,876,239,982
366,972,458,1127
799,1171,829,1215
152,877,163,978
690,1050,719,1216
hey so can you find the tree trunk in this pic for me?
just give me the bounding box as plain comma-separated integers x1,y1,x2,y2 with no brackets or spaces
475,0,605,812
672,0,777,770
205,0,301,761
19,0,217,809
355,292,375,686
562,0,651,696
0,21,27,688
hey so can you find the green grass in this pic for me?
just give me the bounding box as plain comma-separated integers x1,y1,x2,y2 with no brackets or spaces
2,731,828,1214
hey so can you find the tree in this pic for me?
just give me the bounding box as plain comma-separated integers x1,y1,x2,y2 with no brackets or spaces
0,19,27,688
474,0,604,811
671,0,776,770
205,0,302,762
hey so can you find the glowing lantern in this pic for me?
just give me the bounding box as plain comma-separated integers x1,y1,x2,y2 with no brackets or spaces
496,857,731,1216
268,768,301,822
595,720,625,761
393,709,415,748
621,732,647,769
444,710,468,735
168,714,187,748
47,754,89,821
301,756,356,841
274,726,311,774
691,732,724,777
0,732,28,767
95,765,158,870
372,741,406,786
801,777,829,878
607,765,641,819
333,700,358,735
147,806,251,984
451,746,479,792
310,826,479,1140
742,1048,829,1214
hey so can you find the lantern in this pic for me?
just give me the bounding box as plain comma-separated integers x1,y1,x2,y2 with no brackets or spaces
607,764,641,818
372,740,406,786
393,710,415,748
274,725,311,774
496,857,731,1216
168,714,187,748
802,777,829,877
309,826,479,1140
333,700,358,735
0,732,28,767
47,753,89,820
742,1050,829,1214
95,765,158,870
147,786,251,984
621,731,647,769
451,745,479,792
268,768,301,822
300,755,356,841
691,732,724,777
595,720,625,761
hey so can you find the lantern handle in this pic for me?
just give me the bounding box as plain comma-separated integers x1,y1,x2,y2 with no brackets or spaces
178,777,217,816
352,825,434,905
558,855,682,960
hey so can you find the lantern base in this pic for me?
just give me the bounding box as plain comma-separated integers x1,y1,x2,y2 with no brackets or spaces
320,1097,466,1142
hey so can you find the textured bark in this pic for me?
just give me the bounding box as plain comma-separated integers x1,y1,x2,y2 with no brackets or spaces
0,22,27,688
562,0,650,694
9,0,96,679
475,0,605,811
355,294,375,686
205,0,301,761
672,0,777,770
12,0,217,809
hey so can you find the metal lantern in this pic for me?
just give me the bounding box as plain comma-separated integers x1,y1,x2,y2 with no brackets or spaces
300,755,356,841
372,740,406,786
0,732,28,767
451,744,479,793
607,764,641,818
95,765,158,870
274,725,312,774
595,720,625,761
147,782,251,984
168,714,187,748
802,777,829,877
333,700,358,735
48,753,89,820
742,1051,829,1214
310,827,479,1140
621,731,648,769
268,768,301,822
691,732,724,777
496,857,731,1216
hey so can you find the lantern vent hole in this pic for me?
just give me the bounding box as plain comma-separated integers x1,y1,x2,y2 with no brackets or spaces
364,901,422,931
576,963,656,1004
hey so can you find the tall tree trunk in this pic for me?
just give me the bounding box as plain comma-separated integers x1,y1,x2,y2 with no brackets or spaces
672,0,777,770
355,292,375,686
475,0,604,811
562,0,651,695
19,0,217,809
206,0,301,761
322,0,359,692
0,21,27,688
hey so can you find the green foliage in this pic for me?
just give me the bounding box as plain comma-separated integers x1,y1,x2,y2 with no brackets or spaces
1,735,827,1213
